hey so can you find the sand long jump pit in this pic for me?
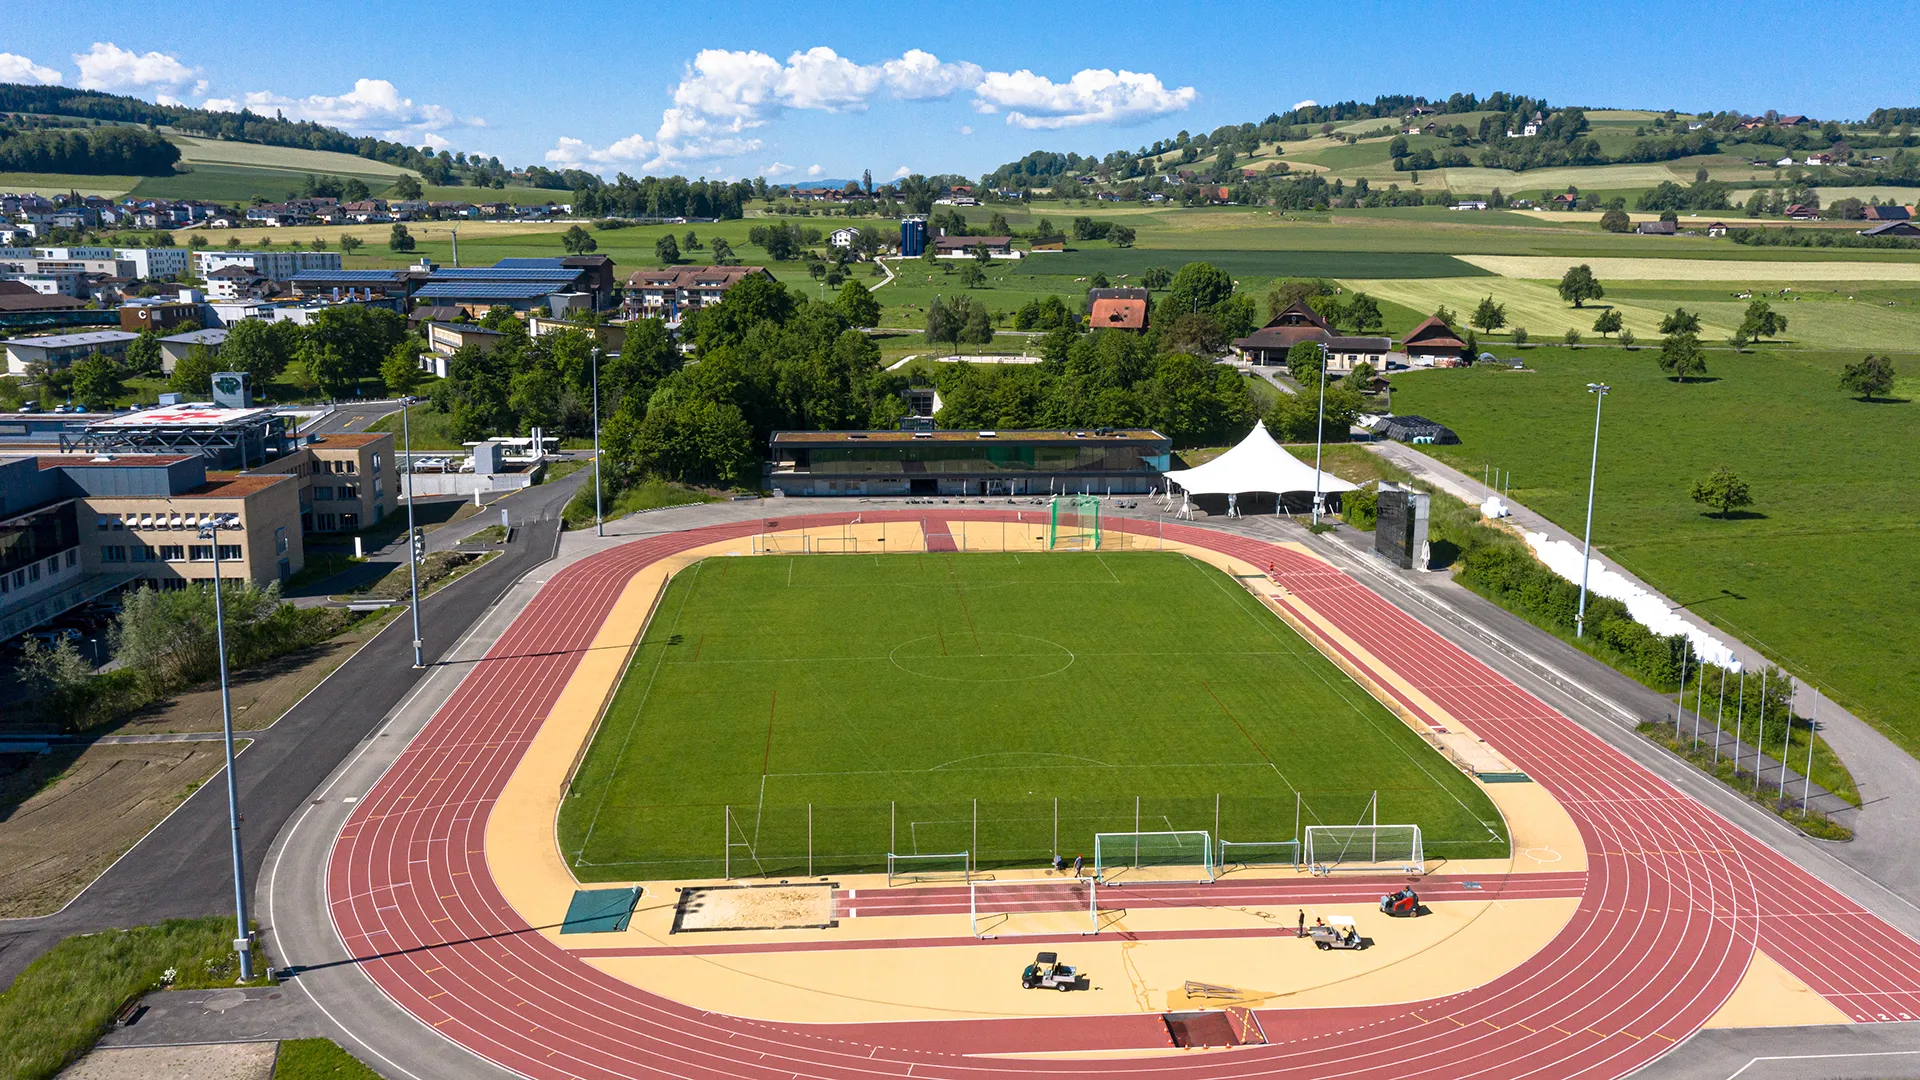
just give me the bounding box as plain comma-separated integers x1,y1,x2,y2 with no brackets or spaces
673,883,838,933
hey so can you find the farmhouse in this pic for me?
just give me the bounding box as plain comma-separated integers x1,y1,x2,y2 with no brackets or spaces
622,265,776,323
932,235,1016,258
1860,221,1920,238
1401,316,1470,367
1230,301,1391,373
1863,205,1913,221
1784,204,1820,221
1636,220,1678,235
1088,296,1148,331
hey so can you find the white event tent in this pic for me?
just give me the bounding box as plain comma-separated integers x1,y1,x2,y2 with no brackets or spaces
1161,421,1358,500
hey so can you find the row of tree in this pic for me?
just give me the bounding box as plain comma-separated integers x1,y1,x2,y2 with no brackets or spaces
0,122,179,175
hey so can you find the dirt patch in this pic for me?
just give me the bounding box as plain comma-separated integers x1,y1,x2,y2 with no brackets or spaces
672,884,836,932
58,1041,276,1079
114,614,393,735
0,741,229,918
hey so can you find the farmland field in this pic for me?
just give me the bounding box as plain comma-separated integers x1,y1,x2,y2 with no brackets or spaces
557,551,1509,881
0,172,143,197
1388,346,1920,758
1007,249,1489,279
166,134,417,177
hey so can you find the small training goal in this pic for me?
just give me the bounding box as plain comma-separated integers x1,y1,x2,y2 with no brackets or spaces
1094,830,1214,884
886,851,971,886
969,876,1097,938
1303,825,1424,875
1217,839,1301,872
1048,495,1101,551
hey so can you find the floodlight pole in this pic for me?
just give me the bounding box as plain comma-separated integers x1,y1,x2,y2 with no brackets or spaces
591,346,603,537
1575,383,1609,637
1803,690,1818,806
403,404,422,668
203,521,253,981
1311,344,1329,525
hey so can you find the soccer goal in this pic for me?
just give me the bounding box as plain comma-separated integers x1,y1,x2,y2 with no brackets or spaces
751,533,809,554
1048,495,1101,551
1303,825,1424,875
969,876,1097,938
1217,839,1301,872
887,851,971,886
1094,831,1214,884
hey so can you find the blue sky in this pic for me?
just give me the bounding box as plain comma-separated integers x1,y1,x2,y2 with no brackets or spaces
2,1,1911,182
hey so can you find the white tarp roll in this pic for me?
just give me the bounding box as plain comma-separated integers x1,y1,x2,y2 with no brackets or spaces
1523,531,1742,671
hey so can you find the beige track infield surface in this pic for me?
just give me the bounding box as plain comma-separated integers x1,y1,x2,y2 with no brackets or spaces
1703,948,1851,1029
476,521,1825,1028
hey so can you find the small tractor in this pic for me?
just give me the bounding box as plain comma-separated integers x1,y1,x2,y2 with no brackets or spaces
1021,951,1081,991
1380,887,1422,917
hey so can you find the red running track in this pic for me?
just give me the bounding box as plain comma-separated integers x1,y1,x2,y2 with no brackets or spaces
325,512,1920,1080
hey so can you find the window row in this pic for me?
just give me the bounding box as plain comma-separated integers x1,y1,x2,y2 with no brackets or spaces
97,512,242,532
101,544,243,564
312,484,359,501
0,549,77,595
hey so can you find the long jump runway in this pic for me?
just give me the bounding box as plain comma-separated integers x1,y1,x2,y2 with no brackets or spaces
324,512,1920,1079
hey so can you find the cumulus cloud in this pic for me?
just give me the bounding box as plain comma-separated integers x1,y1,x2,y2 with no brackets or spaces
806,164,823,177
1292,99,1318,111
0,53,62,85
893,165,913,178
761,162,794,177
74,42,195,90
556,45,1192,172
200,78,475,142
959,125,973,135
974,68,1196,129
545,133,658,168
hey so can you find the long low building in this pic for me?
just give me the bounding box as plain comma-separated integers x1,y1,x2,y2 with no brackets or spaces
767,428,1171,497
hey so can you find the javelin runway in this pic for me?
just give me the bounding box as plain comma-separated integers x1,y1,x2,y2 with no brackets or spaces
323,512,1920,1078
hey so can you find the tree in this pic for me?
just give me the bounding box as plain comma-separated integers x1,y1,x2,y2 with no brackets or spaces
1470,295,1507,334
835,280,881,327
960,299,994,347
1557,264,1604,307
1658,331,1707,381
387,223,415,252
682,230,702,250
338,233,363,254
343,178,371,202
1285,340,1323,385
1592,309,1623,339
1108,224,1136,247
1140,266,1173,291
70,353,124,409
925,295,958,351
655,233,681,265
1619,328,1637,349
219,318,296,392
1563,328,1583,346
1659,308,1702,335
1159,261,1235,323
122,329,162,377
381,343,425,396
1839,353,1896,401
1690,466,1753,518
391,174,423,200
960,262,986,288
562,224,597,254
169,344,223,397
1739,299,1787,341
1511,326,1529,347
1599,207,1632,232
710,237,737,265
1345,292,1383,332
1089,271,1110,289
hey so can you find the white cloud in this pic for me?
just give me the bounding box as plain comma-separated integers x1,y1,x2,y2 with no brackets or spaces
974,68,1196,129
806,164,823,177
73,42,195,90
893,165,913,178
154,93,185,107
201,79,475,142
1292,99,1318,112
959,125,973,136
880,49,984,100
544,133,658,168
761,162,794,177
0,53,62,85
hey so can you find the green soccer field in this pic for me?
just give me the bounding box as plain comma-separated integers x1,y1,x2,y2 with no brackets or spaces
557,551,1509,881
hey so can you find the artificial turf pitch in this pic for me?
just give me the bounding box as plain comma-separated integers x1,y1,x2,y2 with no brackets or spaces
558,551,1509,881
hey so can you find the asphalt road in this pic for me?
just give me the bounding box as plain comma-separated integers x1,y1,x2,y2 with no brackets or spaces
302,400,409,437
0,468,588,991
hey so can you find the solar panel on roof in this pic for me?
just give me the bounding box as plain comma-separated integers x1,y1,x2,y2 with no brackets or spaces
427,267,580,281
412,282,567,300
289,270,407,282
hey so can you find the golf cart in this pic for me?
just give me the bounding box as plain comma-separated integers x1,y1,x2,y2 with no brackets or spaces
1307,915,1367,950
1021,951,1080,991
1380,887,1421,917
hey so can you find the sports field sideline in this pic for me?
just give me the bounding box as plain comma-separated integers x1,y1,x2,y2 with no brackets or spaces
557,551,1509,880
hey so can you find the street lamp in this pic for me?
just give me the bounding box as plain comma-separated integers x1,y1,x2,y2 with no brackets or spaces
591,346,603,537
402,402,422,668
199,514,254,981
1575,382,1609,638
1311,343,1329,526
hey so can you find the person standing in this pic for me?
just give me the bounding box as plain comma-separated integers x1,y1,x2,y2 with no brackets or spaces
1072,853,1084,878
1298,909,1306,938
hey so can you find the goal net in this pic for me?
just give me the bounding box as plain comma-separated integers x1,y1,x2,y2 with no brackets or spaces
1048,495,1101,550
969,876,1096,938
1218,839,1301,872
1304,825,1424,875
751,533,809,554
887,851,970,886
1094,831,1214,884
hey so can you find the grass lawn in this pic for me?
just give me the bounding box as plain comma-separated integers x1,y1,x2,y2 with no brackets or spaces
562,477,719,530
1388,345,1920,757
273,1039,381,1079
558,551,1509,881
0,171,142,197
0,917,266,1080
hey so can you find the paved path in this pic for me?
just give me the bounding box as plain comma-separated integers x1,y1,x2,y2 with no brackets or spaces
1364,441,1920,897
